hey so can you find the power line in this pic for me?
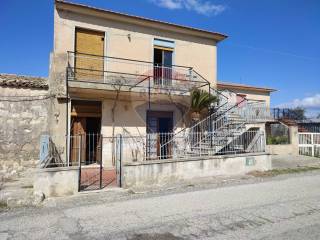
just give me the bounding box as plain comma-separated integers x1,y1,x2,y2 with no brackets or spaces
226,43,320,61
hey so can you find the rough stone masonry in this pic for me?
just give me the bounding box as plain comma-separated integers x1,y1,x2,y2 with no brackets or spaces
0,74,50,179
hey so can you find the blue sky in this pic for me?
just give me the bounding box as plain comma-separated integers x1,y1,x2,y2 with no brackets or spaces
1,0,319,114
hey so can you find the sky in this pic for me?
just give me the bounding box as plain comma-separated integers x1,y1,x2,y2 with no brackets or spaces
0,0,319,116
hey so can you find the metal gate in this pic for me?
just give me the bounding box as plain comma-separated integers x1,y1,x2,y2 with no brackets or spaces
76,134,121,191
299,132,320,158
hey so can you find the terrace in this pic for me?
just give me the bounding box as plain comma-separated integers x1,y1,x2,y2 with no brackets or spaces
66,51,210,96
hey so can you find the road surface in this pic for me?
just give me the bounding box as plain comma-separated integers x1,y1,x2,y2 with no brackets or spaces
1,173,320,240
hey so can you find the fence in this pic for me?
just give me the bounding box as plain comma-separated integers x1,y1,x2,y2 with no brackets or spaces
121,130,266,162
298,133,320,157
40,134,102,168
40,130,266,167
298,123,320,133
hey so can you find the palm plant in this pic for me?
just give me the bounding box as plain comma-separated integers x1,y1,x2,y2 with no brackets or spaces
190,88,218,121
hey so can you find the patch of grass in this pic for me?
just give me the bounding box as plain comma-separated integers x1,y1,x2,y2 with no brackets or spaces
0,201,8,209
266,136,289,145
248,166,320,177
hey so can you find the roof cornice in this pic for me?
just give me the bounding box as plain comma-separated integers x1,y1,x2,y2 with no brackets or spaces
217,82,276,93
55,0,228,42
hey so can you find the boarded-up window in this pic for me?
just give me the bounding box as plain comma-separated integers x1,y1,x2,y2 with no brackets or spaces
75,28,105,81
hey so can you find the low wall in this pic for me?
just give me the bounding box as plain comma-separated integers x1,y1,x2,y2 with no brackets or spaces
266,144,299,156
34,167,79,197
266,125,299,156
122,153,271,189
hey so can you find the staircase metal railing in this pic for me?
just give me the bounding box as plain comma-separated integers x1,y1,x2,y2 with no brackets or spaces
159,82,271,158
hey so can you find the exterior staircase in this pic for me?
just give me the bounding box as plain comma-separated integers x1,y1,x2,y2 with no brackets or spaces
160,88,270,159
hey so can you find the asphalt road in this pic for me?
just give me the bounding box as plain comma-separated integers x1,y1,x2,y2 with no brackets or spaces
1,173,320,240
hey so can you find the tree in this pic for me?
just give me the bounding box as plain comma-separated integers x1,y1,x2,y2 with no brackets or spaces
190,89,217,122
290,107,306,120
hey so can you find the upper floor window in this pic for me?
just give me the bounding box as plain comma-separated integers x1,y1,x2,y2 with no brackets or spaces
153,39,174,86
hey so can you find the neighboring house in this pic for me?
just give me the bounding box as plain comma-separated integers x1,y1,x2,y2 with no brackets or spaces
217,81,276,107
2,1,276,196
0,74,49,178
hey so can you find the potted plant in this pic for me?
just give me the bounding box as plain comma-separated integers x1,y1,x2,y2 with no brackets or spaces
190,89,218,122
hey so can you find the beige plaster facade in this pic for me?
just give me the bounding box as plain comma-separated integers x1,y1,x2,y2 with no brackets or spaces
53,0,225,85
217,81,276,107
49,1,227,169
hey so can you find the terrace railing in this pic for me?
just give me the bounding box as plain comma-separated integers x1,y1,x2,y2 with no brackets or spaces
66,51,209,93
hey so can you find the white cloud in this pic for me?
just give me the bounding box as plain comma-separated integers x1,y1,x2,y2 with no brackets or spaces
152,0,183,9
277,94,320,109
149,0,226,16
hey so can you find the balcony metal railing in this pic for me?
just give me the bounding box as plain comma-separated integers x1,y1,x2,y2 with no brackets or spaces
66,51,209,93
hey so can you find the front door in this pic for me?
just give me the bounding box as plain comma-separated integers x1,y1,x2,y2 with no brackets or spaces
70,117,86,165
146,111,173,159
70,100,116,191
75,28,105,81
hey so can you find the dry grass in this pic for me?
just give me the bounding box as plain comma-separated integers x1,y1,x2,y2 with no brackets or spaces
0,201,7,209
248,166,320,177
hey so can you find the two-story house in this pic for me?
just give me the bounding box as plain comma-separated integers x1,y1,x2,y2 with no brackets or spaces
42,0,272,192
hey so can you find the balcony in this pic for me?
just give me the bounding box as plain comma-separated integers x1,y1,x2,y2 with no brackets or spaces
66,51,209,95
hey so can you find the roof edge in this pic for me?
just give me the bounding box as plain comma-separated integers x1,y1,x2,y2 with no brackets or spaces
217,81,277,93
55,0,228,42
0,73,48,89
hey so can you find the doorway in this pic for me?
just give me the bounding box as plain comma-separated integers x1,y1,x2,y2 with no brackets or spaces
154,47,173,86
146,111,173,159
70,100,117,191
70,100,102,166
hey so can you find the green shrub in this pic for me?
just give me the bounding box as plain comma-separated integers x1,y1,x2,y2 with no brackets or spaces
267,136,289,145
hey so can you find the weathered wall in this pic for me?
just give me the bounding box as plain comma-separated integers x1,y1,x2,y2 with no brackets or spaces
34,167,79,197
0,87,50,176
122,153,272,189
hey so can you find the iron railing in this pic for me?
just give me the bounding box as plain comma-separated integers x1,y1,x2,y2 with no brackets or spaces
40,130,266,167
40,134,102,168
160,96,271,155
272,108,303,120
119,130,266,162
66,51,209,93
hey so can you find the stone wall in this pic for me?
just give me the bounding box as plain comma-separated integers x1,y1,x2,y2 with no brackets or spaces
0,86,50,177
